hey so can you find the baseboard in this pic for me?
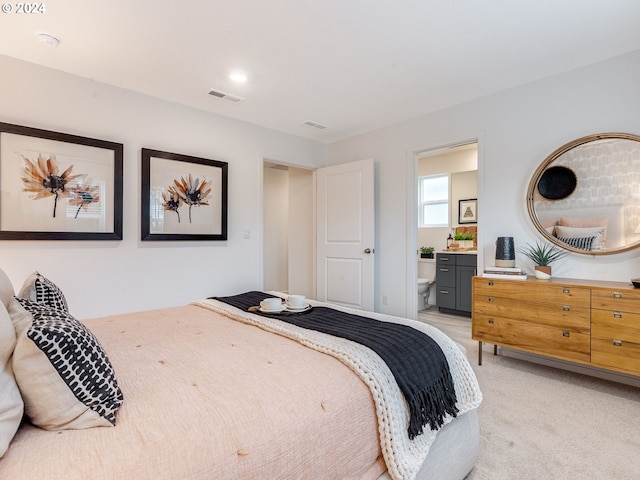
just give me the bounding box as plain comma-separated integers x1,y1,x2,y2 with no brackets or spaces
500,347,640,388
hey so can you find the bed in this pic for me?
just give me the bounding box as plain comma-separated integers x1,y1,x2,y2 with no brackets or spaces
0,270,482,480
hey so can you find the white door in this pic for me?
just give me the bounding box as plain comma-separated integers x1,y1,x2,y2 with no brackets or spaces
316,159,375,310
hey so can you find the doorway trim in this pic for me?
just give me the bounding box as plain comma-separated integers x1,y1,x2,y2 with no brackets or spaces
405,136,485,319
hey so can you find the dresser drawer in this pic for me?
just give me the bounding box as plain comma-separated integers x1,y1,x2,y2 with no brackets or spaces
474,296,590,332
592,309,640,343
472,315,590,362
591,337,640,375
591,288,640,313
473,277,590,307
588,310,640,375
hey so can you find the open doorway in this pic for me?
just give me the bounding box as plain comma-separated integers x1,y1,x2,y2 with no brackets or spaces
409,141,478,317
262,161,315,298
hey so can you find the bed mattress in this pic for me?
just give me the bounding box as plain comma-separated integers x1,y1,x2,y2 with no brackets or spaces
1,297,481,479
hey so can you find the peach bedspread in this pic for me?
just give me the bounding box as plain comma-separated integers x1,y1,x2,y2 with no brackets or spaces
0,305,385,479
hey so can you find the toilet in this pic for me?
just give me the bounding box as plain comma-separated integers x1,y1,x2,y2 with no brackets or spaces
417,259,436,310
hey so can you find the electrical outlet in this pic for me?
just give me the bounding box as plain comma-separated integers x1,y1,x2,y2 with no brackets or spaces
382,295,389,305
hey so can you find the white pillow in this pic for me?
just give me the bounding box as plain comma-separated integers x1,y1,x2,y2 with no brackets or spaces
10,298,123,430
0,301,23,458
554,225,605,250
0,267,14,310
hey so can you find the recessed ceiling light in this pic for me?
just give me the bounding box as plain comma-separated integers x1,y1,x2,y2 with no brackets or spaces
229,72,248,83
37,33,61,47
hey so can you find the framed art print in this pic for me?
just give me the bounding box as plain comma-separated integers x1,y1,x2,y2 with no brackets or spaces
458,198,477,224
141,148,228,241
0,122,123,240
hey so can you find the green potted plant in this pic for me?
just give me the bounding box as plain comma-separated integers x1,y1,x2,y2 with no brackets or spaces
518,241,568,279
420,246,435,258
454,232,475,249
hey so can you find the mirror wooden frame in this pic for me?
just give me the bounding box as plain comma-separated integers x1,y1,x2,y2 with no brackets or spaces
526,132,640,256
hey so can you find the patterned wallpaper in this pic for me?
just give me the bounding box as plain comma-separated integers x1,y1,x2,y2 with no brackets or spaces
535,138,640,245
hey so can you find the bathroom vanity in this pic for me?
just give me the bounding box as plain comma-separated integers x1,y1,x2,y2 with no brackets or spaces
436,252,477,316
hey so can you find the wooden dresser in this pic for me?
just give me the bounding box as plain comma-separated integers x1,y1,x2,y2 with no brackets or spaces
472,276,640,377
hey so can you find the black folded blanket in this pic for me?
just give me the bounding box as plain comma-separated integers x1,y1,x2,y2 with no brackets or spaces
212,291,458,439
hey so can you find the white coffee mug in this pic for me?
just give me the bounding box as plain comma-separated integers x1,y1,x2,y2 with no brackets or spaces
260,298,282,310
287,295,306,308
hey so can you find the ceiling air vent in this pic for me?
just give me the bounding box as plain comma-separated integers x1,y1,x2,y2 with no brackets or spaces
208,89,244,103
303,120,327,130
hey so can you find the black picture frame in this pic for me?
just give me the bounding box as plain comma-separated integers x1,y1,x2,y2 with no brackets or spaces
0,122,123,240
141,148,228,241
458,198,477,224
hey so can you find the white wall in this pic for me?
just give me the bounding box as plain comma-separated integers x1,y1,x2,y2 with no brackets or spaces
287,167,315,298
329,50,640,318
417,147,478,252
263,166,290,292
0,55,326,319
262,165,315,298
451,170,478,229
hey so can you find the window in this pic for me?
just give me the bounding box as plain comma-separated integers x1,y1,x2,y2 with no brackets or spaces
418,174,448,227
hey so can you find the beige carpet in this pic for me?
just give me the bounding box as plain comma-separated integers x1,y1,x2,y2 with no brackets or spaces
419,310,640,480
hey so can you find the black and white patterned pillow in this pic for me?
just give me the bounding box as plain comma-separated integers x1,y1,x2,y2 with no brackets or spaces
18,272,68,312
13,298,123,428
557,236,596,251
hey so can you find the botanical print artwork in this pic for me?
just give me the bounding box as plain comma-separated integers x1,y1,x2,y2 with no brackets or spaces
141,148,227,241
0,123,122,240
161,187,182,222
68,181,101,219
162,174,211,223
20,153,99,219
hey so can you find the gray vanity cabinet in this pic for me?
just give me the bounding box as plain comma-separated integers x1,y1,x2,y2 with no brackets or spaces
436,253,477,316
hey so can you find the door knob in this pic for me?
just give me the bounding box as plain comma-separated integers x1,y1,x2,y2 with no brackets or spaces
364,248,373,254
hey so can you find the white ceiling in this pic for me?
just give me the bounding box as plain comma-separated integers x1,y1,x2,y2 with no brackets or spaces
1,1,640,144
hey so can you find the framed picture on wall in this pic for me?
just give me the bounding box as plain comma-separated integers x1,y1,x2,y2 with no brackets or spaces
0,122,123,240
141,148,228,241
458,198,477,224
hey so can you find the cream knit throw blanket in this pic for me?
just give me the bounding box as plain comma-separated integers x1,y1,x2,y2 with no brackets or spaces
193,297,482,480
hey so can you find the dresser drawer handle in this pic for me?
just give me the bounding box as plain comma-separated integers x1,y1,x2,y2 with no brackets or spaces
562,305,570,311
613,292,622,299
613,339,623,347
439,268,449,272
439,290,450,295
488,318,494,324
562,331,570,337
488,281,494,286
562,287,570,294
488,296,494,302
614,312,622,319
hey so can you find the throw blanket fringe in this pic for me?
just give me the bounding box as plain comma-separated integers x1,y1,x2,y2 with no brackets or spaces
192,295,482,480
409,375,459,438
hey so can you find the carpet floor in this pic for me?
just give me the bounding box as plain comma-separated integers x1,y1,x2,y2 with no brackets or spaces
418,308,640,480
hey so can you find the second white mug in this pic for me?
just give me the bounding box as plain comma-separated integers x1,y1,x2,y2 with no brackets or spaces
287,295,306,308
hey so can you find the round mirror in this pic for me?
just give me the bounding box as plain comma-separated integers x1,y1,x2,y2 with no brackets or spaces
526,132,640,255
